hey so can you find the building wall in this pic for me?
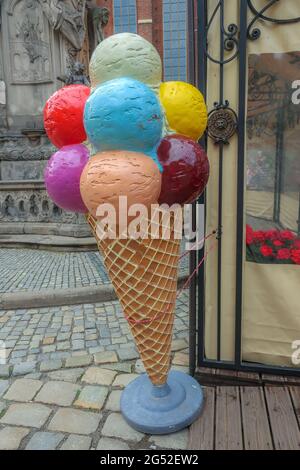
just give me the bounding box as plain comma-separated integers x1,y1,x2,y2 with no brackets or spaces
100,0,189,81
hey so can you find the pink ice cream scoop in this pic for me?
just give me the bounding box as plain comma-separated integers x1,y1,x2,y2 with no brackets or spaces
44,144,89,213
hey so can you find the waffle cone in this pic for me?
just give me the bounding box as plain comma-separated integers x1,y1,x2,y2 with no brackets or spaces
87,211,181,386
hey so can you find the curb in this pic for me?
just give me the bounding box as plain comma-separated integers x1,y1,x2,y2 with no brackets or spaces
0,235,97,252
0,275,189,310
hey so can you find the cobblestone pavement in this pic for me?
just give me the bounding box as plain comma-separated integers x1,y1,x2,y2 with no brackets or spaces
0,347,190,450
0,250,110,293
0,245,190,450
0,247,189,293
0,292,189,370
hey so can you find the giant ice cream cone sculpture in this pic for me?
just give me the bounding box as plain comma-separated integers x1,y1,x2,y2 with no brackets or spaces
43,33,210,434
86,210,181,386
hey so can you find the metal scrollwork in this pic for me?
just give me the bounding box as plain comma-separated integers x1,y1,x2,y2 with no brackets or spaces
205,1,239,65
247,0,300,40
207,102,238,144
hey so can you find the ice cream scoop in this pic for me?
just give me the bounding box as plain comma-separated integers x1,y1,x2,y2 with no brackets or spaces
157,135,210,205
89,33,162,92
84,78,163,162
160,81,208,141
44,144,89,213
44,85,90,148
80,151,162,220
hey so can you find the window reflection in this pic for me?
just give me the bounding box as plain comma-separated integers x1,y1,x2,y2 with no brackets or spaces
246,52,300,264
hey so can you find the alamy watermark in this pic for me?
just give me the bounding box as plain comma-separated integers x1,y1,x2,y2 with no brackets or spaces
94,197,205,251
291,340,300,366
292,80,300,104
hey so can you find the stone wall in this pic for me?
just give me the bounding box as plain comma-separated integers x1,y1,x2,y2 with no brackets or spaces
0,0,95,240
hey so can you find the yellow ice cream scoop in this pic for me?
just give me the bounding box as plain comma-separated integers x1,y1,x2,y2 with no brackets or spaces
160,81,208,141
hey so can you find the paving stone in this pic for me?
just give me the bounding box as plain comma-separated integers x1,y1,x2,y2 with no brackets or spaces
97,437,130,451
86,340,98,348
50,352,69,360
72,340,85,350
57,333,71,342
149,430,189,450
4,378,43,402
56,341,70,351
23,329,34,336
0,401,6,415
43,345,56,353
0,365,10,378
0,379,9,398
111,338,127,345
60,434,92,450
35,381,79,406
26,432,64,450
73,326,84,333
172,352,189,366
71,350,89,357
43,336,55,346
74,385,108,411
0,426,30,450
81,367,117,386
102,363,132,373
26,373,42,380
105,390,121,412
94,351,118,365
0,403,52,428
5,340,17,348
112,374,139,389
40,360,63,372
12,362,36,376
86,334,98,341
102,413,144,442
65,355,92,368
60,326,71,333
11,350,27,358
171,339,187,352
117,348,139,361
48,408,101,435
48,368,85,383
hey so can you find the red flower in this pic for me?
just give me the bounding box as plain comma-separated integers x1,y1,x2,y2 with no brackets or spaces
265,230,280,241
273,240,284,247
280,230,296,241
246,225,254,245
260,245,273,257
293,239,300,249
277,248,290,260
290,249,300,265
253,230,265,243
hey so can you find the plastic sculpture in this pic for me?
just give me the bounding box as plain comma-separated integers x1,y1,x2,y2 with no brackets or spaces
43,33,210,435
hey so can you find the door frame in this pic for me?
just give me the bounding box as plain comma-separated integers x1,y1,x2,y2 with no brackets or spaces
189,0,300,378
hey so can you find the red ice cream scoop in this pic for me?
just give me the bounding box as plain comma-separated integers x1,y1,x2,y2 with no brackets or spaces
44,84,90,148
157,134,210,206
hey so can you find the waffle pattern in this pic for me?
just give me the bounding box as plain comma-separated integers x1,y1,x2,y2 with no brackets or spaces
87,211,181,386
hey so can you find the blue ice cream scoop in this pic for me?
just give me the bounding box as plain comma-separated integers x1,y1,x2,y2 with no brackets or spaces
84,77,163,160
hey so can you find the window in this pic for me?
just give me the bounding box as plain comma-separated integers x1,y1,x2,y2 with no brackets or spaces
163,0,187,81
113,0,137,34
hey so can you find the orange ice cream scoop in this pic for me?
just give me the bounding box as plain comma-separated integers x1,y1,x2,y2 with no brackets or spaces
80,151,162,220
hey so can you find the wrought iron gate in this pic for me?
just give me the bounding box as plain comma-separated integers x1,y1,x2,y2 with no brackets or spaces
189,0,300,377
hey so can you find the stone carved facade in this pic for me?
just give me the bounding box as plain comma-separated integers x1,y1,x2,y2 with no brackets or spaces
0,184,85,223
0,134,56,161
0,0,109,240
39,0,86,50
8,0,53,84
